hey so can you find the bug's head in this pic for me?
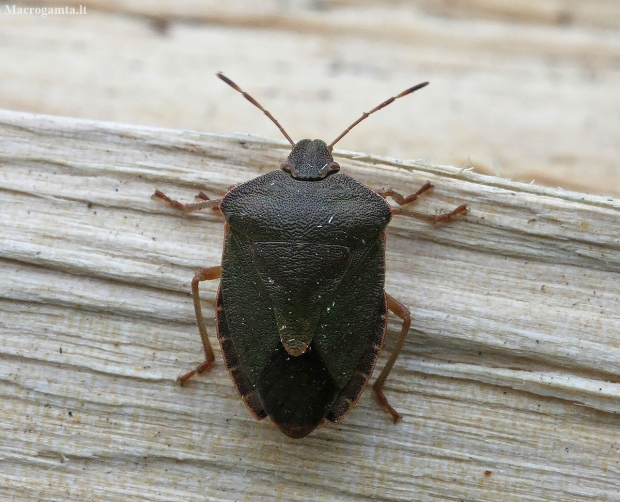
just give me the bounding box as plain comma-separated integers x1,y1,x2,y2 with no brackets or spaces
280,139,340,180
216,72,429,180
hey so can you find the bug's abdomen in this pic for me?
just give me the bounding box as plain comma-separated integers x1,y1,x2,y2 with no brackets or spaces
216,279,387,439
217,228,388,438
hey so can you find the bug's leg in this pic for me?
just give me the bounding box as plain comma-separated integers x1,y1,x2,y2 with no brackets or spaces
410,202,468,223
179,266,222,385
153,189,222,213
373,293,411,423
376,181,434,206
377,183,468,222
192,191,225,217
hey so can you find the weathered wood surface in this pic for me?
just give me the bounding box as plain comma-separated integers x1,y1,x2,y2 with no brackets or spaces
0,1,619,196
1,110,620,501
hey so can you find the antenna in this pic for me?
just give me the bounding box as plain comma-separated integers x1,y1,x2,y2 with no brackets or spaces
327,82,429,151
217,72,295,147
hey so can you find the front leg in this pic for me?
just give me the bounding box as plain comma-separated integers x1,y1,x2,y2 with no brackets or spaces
377,182,467,222
153,189,222,214
376,181,434,206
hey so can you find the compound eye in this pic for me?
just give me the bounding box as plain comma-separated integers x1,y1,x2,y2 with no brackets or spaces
280,161,293,173
319,161,340,177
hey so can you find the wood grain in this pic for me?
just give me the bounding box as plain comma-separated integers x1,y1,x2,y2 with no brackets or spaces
1,110,620,501
0,1,619,197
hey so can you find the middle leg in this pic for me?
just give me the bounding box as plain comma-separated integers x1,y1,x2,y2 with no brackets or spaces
179,265,222,384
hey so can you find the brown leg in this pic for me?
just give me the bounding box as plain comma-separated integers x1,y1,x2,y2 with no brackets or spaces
377,182,468,223
406,203,468,223
179,266,222,384
376,181,434,206
153,189,221,213
373,293,412,423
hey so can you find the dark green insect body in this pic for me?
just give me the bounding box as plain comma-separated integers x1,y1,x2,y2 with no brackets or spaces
153,73,466,439
217,139,391,438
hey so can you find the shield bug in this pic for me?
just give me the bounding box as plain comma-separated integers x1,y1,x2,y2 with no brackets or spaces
154,73,467,438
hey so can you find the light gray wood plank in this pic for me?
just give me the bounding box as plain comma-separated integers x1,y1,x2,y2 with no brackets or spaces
1,110,620,500
0,2,619,196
